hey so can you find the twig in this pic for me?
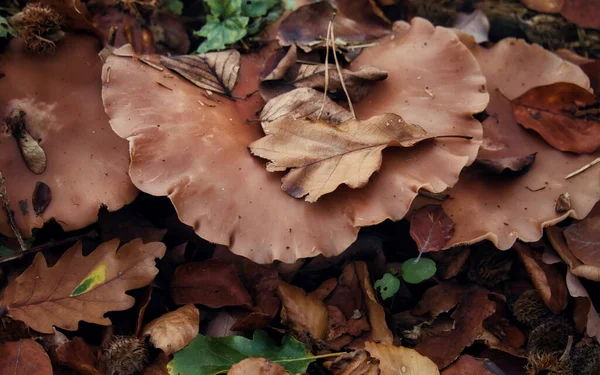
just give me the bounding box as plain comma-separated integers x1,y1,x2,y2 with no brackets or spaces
138,57,164,71
329,14,355,120
316,16,334,121
565,157,600,179
0,173,26,252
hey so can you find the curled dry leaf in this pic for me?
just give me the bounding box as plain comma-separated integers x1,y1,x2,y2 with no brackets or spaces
364,341,440,375
170,259,253,308
251,114,455,202
409,205,455,252
511,83,600,154
55,337,101,375
278,281,329,341
323,349,380,375
565,271,600,341
0,239,166,334
475,153,537,176
0,35,137,238
101,17,487,263
411,282,465,322
513,242,568,313
546,221,600,281
228,358,288,375
354,261,393,344
142,304,200,355
443,35,600,250
161,50,241,97
0,339,52,375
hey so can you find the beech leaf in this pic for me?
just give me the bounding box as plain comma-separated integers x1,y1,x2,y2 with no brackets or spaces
364,341,440,375
0,339,52,375
0,239,166,334
563,215,600,267
250,113,456,202
160,50,241,96
511,82,600,154
409,205,455,252
167,330,314,375
142,304,200,355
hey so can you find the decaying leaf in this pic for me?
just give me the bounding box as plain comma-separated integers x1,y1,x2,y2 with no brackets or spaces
0,339,52,375
565,271,600,341
364,341,440,375
170,259,253,308
5,109,47,175
278,281,329,341
55,337,101,375
251,114,458,202
475,153,537,176
563,215,600,266
323,350,380,375
409,205,455,253
32,181,51,216
142,304,200,355
513,242,568,314
160,50,241,97
511,82,600,154
441,355,499,375
228,358,288,375
355,261,393,344
0,239,166,333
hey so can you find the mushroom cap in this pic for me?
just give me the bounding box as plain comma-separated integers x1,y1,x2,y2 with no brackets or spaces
0,35,137,237
442,36,599,249
101,18,488,264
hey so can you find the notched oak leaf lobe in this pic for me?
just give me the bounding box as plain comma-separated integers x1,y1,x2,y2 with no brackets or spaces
160,50,240,96
409,204,455,252
475,153,537,176
0,239,166,333
511,82,600,154
250,113,454,202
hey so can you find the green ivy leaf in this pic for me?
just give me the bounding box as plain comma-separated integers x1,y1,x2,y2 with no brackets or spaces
374,273,400,300
205,0,243,18
167,331,315,375
194,15,249,53
242,0,279,18
0,15,16,38
246,3,283,35
401,257,436,284
163,0,184,15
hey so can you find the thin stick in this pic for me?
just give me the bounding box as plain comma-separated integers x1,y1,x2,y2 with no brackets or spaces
565,157,600,179
329,15,355,120
316,17,334,120
0,173,26,252
0,230,97,264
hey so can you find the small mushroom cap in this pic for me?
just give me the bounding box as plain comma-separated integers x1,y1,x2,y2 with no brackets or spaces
442,35,599,249
0,35,137,237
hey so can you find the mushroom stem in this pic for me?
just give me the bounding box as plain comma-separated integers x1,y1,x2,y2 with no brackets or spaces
0,173,27,252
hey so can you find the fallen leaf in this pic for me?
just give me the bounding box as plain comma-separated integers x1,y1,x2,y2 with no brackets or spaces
428,246,470,280
411,282,465,322
228,358,288,375
55,337,101,375
0,239,166,333
401,257,437,284
144,352,170,375
167,331,314,375
355,261,393,344
142,304,200,355
441,354,500,375
323,349,380,375
565,271,600,341
278,281,328,341
409,205,455,252
160,50,241,97
475,153,537,176
0,339,52,375
513,242,568,313
170,259,253,308
563,215,600,266
32,181,51,216
250,114,453,202
547,225,600,281
511,82,600,154
364,341,440,375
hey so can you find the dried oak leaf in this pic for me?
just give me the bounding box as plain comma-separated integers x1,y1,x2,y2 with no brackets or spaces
547,224,600,281
0,339,52,375
228,358,288,375
250,113,449,202
278,281,329,341
511,83,600,154
565,271,600,341
0,34,137,238
364,341,440,375
513,242,568,313
142,304,200,355
409,204,455,252
101,17,487,264
0,239,166,334
442,35,600,250
170,260,253,308
55,337,101,375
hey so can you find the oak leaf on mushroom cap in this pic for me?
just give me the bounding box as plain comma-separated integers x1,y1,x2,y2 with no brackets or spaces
101,17,488,264
0,34,138,238
441,35,600,250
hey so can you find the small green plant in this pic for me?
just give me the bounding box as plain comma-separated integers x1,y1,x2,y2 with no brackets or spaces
375,257,437,300
0,14,16,38
194,0,284,53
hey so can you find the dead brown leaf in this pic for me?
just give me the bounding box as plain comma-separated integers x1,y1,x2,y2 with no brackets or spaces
511,82,600,154
250,114,454,202
170,259,253,308
228,358,288,375
355,261,393,344
441,355,499,375
560,0,600,29
143,352,170,375
55,337,101,375
364,341,440,375
142,304,199,355
0,339,52,375
278,281,329,341
565,271,600,341
0,239,165,334
409,205,456,252
475,153,537,176
428,246,470,280
513,242,568,313
323,349,380,375
411,282,465,322
547,225,600,281
563,215,600,266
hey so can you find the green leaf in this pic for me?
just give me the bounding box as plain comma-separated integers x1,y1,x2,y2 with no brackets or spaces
0,15,16,38
401,257,436,284
205,0,243,18
246,3,283,35
167,331,316,375
163,0,184,15
194,15,248,53
374,273,400,300
242,0,279,18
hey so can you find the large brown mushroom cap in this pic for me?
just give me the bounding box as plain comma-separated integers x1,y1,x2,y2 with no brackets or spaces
0,35,137,237
442,36,599,249
102,18,488,263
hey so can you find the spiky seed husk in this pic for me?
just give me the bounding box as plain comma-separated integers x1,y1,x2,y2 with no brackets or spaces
10,5,64,55
104,336,147,375
468,244,513,287
526,351,572,375
527,318,574,355
571,338,600,375
511,289,552,327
